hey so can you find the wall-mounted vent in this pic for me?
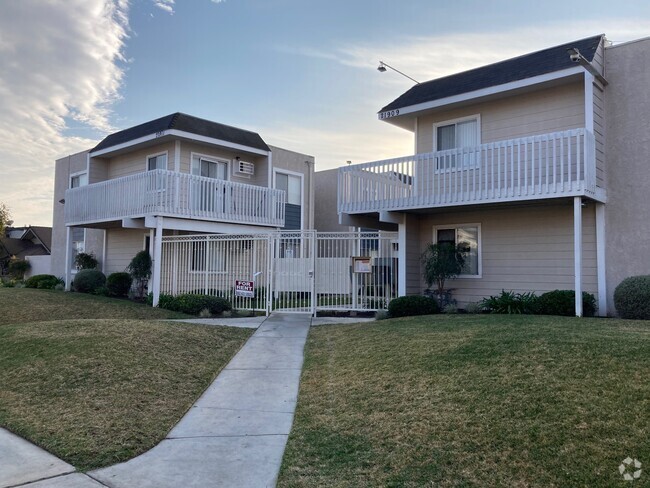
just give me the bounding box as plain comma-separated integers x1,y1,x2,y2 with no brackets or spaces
235,160,255,177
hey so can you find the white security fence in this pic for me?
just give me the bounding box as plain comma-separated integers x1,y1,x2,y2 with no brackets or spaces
159,231,398,314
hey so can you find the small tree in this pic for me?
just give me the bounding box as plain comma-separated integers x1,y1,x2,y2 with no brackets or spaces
421,242,468,306
74,252,98,270
127,250,152,299
0,202,10,236
8,257,30,280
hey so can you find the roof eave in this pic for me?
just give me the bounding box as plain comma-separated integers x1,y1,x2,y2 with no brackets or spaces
378,65,585,125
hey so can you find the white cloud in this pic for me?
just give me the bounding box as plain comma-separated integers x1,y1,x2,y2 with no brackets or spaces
0,0,129,226
153,0,174,14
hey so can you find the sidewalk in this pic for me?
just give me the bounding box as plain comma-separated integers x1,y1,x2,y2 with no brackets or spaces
89,312,311,488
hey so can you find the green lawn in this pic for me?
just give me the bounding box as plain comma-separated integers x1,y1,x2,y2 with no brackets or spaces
0,289,253,470
279,314,650,487
0,287,191,325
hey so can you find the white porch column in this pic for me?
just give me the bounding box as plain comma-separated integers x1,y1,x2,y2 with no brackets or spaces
574,197,583,317
152,217,163,307
398,220,407,297
64,226,72,291
595,202,607,316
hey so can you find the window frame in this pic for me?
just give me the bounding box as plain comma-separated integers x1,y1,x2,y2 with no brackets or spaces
273,168,304,229
432,115,481,172
70,227,86,275
432,223,482,279
190,152,230,180
145,151,169,172
69,171,88,189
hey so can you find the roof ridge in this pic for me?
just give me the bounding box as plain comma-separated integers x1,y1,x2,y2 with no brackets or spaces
416,34,604,90
174,112,264,138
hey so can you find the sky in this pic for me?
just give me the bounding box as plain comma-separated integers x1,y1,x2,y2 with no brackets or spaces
2,0,650,226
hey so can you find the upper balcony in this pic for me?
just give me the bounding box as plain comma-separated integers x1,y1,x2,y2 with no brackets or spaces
65,169,286,228
338,129,603,215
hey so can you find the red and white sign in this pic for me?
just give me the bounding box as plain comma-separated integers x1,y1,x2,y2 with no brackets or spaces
235,280,254,298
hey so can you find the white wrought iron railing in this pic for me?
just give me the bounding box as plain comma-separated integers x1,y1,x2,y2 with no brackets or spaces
64,169,286,227
338,129,597,213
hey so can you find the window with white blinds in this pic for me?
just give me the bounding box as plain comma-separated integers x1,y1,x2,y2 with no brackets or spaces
434,117,480,170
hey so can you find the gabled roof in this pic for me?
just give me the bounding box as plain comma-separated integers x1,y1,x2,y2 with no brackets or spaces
380,35,604,113
91,113,270,153
22,226,52,253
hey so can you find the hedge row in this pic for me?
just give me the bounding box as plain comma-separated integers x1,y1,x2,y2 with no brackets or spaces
157,293,232,316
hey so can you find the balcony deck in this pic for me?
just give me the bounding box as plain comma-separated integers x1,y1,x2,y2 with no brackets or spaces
64,170,286,227
338,129,602,215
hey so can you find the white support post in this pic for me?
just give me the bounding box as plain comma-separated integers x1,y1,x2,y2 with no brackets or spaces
595,203,607,316
101,230,107,274
398,219,407,297
64,226,72,291
152,217,163,307
574,197,583,317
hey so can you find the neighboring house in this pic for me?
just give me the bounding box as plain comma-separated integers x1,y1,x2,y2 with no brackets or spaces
52,113,314,304
0,226,52,277
337,34,650,316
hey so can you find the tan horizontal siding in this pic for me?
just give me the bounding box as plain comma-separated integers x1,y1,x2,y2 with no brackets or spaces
416,82,585,154
105,228,147,274
107,142,175,179
414,203,597,305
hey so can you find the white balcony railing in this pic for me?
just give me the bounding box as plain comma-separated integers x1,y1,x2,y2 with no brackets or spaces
338,129,597,214
65,169,286,227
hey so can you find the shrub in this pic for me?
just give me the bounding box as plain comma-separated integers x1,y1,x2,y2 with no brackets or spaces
106,272,133,297
74,252,98,270
464,302,484,314
157,293,232,316
388,295,439,318
8,258,30,279
614,276,650,319
73,269,106,294
537,290,596,317
421,242,468,307
25,274,62,290
128,251,152,299
481,290,539,314
92,286,110,297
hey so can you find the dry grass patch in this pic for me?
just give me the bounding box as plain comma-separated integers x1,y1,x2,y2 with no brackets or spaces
0,288,190,325
0,319,252,470
279,315,650,487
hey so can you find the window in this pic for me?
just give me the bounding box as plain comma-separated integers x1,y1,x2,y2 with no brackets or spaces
191,156,228,180
147,153,167,171
70,173,88,188
71,228,85,272
191,241,226,273
434,116,480,170
275,173,301,205
275,171,303,230
434,224,481,277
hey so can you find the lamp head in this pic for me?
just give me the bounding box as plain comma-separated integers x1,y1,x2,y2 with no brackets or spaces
377,62,387,72
567,47,581,62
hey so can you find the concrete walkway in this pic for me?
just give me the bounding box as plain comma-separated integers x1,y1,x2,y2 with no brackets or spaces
89,312,311,488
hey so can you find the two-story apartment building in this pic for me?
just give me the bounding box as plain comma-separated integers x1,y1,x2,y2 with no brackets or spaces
338,34,650,316
52,113,314,305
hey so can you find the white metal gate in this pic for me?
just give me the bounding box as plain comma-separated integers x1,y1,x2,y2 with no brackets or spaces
160,231,398,315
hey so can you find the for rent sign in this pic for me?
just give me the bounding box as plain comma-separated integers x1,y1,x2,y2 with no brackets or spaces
235,280,254,298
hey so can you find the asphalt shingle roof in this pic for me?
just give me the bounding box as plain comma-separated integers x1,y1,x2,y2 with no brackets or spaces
92,113,270,153
380,35,604,113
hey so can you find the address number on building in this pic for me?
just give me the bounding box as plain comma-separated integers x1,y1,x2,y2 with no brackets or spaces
379,109,400,119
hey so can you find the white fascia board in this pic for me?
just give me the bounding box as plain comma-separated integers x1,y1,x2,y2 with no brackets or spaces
90,130,268,158
166,130,269,156
379,66,585,119
90,133,160,157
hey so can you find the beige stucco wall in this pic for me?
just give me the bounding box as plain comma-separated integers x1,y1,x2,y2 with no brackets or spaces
416,82,585,154
51,150,105,278
603,38,650,315
314,168,352,232
270,145,315,229
404,202,598,306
